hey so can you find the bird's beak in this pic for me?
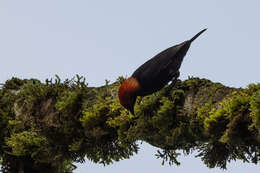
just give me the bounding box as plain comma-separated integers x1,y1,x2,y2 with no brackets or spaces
129,106,135,115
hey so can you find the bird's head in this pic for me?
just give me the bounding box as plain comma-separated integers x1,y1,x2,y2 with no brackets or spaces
118,77,140,115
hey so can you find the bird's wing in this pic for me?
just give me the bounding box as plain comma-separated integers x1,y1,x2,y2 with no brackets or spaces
132,44,180,79
132,46,181,95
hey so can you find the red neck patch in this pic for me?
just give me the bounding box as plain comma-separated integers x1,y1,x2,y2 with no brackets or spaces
118,77,140,106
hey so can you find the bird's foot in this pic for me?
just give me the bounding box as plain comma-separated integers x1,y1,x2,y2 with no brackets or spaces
137,96,143,105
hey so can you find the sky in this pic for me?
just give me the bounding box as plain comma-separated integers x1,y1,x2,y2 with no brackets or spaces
0,0,260,172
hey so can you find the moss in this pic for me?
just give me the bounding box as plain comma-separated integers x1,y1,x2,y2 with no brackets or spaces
197,103,214,120
220,113,253,144
197,141,231,169
2,76,260,172
3,77,27,90
79,82,138,165
204,91,251,138
250,90,260,134
0,88,17,156
6,131,49,158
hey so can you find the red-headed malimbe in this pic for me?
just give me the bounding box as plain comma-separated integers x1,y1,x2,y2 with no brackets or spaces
118,29,207,114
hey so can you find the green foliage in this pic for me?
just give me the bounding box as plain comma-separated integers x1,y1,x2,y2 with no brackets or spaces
156,149,181,166
152,97,176,134
0,87,17,157
1,76,260,172
80,83,138,165
3,77,27,90
197,85,260,169
6,131,49,158
250,90,260,134
0,76,90,173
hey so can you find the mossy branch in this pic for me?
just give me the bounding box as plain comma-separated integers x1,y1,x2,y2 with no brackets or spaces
0,76,260,172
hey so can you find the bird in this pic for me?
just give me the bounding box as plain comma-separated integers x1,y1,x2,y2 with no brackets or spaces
118,29,207,115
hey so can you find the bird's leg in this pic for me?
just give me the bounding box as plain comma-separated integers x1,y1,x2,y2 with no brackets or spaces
168,71,180,89
137,96,143,105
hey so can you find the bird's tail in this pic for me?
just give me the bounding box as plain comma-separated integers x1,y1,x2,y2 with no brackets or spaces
190,28,207,42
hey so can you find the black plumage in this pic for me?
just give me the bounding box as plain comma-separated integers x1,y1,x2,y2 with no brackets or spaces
132,28,207,96
118,29,207,114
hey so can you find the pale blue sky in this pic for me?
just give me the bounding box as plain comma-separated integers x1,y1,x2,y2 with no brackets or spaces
1,0,260,172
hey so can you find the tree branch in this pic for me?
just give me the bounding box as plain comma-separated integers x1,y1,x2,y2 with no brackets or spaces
0,76,260,172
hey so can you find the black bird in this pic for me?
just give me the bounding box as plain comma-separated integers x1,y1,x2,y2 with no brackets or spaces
118,29,207,114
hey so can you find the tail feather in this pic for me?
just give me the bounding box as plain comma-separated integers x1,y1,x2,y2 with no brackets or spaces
190,28,207,42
